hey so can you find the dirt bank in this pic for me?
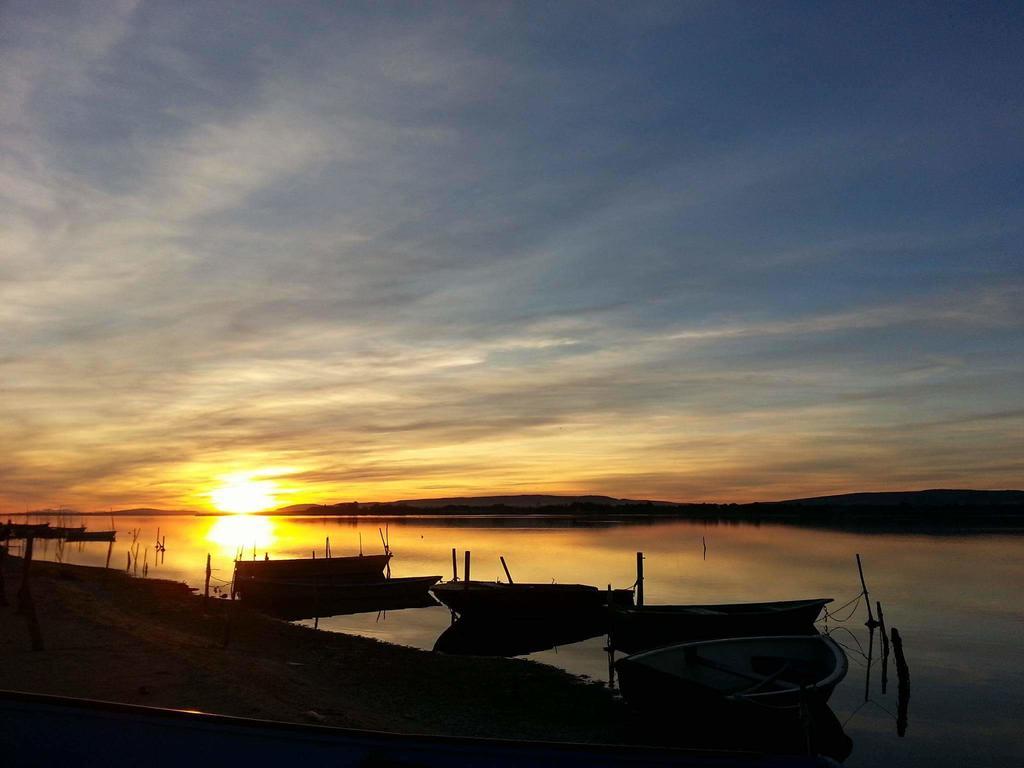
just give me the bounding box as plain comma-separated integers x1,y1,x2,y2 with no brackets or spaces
0,555,627,743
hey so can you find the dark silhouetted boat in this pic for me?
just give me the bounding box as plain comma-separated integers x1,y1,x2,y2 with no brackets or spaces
610,599,832,653
431,581,634,619
616,635,847,714
233,552,391,584
0,689,838,767
236,574,442,620
64,529,117,542
434,615,606,657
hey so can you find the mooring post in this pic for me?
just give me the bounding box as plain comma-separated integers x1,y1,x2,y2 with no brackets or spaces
500,556,513,584
326,537,331,558
451,548,458,581
856,554,878,627
204,553,212,603
464,550,471,588
0,544,8,607
104,539,113,570
891,627,910,736
878,601,891,694
17,536,44,651
636,551,644,607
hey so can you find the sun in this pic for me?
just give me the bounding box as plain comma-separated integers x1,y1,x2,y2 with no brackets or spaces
210,477,278,513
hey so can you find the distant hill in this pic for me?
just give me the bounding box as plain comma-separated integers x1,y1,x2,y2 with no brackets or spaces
391,494,672,509
781,489,1024,507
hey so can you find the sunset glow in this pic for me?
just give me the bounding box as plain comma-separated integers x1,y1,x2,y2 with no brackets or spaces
1,4,1021,513
210,478,279,514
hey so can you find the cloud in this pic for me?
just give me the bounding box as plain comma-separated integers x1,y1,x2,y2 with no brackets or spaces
1,3,1022,509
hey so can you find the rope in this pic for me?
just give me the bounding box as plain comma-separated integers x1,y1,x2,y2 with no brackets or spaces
819,592,864,623
824,626,870,662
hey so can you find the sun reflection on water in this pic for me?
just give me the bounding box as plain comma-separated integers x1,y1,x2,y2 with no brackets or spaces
206,514,275,556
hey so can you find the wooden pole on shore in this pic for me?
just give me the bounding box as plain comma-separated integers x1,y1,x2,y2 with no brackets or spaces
856,554,879,627
636,552,644,607
0,544,8,606
17,536,44,651
464,550,471,588
204,553,212,603
451,548,458,581
500,556,513,584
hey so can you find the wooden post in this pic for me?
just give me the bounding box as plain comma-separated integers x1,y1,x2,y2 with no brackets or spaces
636,551,644,607
879,601,891,694
104,540,113,569
326,537,331,558
0,544,8,607
464,550,471,588
17,536,44,651
204,553,212,603
451,548,458,581
863,625,875,702
892,628,910,737
856,554,878,627
500,556,513,584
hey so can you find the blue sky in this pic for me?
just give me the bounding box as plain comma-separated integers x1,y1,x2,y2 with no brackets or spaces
1,1,1021,509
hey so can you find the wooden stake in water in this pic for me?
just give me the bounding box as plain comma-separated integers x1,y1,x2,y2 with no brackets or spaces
500,556,513,584
636,551,644,607
204,553,212,603
464,550,471,588
856,554,879,627
451,548,458,581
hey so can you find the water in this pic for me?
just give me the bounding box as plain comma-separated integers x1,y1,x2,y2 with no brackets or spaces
17,514,1024,765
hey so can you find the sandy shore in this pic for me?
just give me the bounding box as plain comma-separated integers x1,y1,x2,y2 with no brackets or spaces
0,555,628,743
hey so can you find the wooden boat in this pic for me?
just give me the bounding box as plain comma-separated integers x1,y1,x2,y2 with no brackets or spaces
431,581,634,619
236,575,442,620
0,522,51,539
610,599,832,653
616,635,847,714
0,689,837,767
64,529,117,542
233,552,391,584
434,615,606,657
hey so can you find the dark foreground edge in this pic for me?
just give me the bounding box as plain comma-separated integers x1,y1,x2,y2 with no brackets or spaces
0,689,836,767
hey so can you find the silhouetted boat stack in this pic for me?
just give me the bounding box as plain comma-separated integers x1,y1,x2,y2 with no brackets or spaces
232,550,441,620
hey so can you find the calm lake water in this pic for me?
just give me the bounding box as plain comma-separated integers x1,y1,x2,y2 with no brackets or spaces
18,514,1024,766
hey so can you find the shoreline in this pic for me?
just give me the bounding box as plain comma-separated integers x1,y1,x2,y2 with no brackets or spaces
0,556,629,743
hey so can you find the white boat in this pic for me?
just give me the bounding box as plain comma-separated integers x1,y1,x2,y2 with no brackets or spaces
616,635,848,713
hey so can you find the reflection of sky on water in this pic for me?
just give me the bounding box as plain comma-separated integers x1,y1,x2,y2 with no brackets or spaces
22,515,1024,766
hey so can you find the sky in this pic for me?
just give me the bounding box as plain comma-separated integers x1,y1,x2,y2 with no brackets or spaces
1,1,1022,511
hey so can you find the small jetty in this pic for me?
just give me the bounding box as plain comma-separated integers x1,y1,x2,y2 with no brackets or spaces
1,522,116,543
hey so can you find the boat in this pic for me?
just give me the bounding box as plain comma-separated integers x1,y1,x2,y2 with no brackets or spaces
64,529,117,543
431,581,634,619
235,574,442,620
233,552,392,585
434,615,606,657
0,689,838,767
610,599,832,653
616,635,847,714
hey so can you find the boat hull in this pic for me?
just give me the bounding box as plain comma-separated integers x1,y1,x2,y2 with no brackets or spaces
610,599,832,653
616,635,848,716
0,689,837,767
431,581,633,619
234,553,391,583
237,575,442,620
